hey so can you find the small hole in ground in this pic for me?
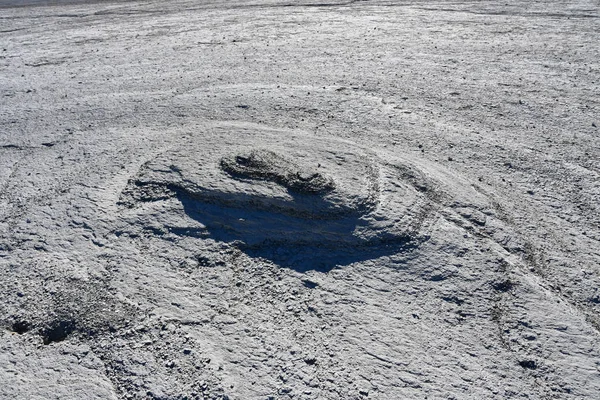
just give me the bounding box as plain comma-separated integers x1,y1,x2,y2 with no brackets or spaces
519,360,537,370
304,357,317,365
11,320,30,334
493,280,514,292
41,320,77,345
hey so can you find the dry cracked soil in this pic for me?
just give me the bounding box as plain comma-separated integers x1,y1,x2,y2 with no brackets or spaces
0,0,599,399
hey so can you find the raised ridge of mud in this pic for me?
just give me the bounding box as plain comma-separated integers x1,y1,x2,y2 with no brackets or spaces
119,127,434,269
118,124,507,271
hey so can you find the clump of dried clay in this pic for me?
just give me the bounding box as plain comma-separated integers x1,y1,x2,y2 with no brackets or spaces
220,149,335,194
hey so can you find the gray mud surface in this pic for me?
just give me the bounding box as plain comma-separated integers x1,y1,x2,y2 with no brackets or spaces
1,0,599,399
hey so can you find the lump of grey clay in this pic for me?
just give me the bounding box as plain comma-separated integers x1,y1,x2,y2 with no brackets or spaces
220,149,335,195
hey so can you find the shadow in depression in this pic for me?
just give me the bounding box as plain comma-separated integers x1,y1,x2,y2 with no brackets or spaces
175,189,416,273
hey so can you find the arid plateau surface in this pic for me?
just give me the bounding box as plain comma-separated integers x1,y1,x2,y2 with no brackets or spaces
1,0,599,399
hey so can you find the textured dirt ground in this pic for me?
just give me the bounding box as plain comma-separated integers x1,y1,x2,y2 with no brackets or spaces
1,0,599,399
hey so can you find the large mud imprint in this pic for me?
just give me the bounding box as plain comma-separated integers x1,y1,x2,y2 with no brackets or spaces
119,124,497,270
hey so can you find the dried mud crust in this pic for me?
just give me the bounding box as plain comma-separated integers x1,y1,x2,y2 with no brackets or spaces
119,126,439,255
3,274,135,346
